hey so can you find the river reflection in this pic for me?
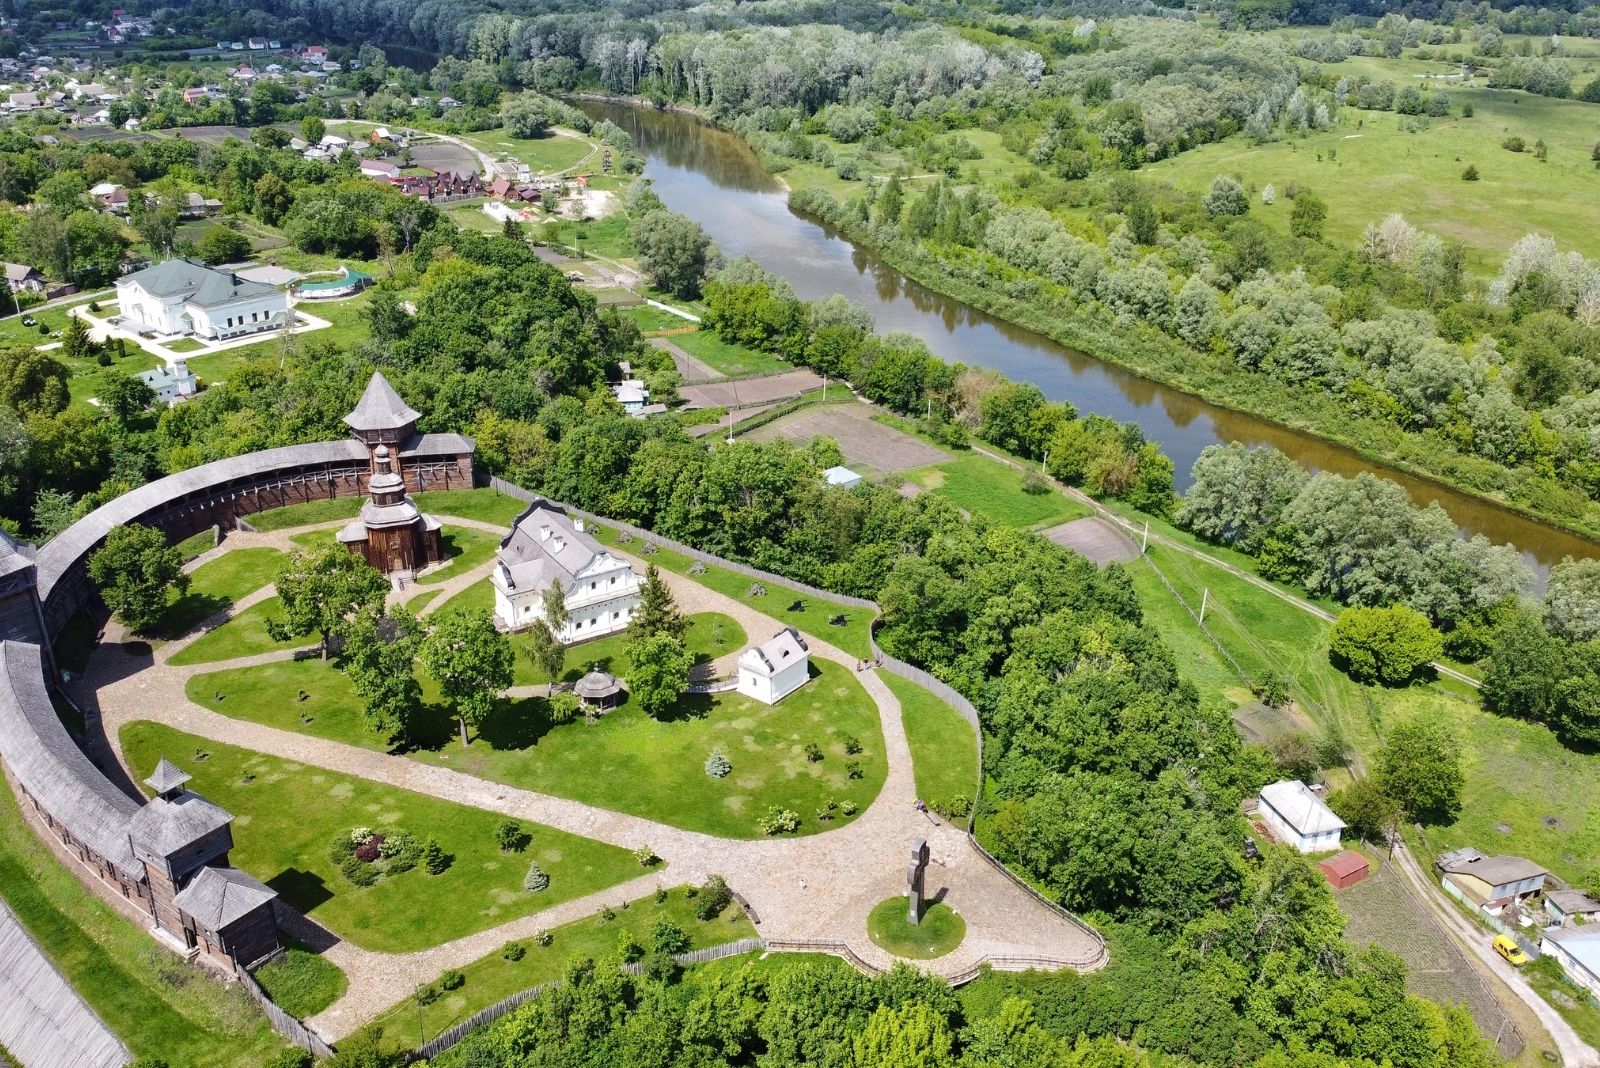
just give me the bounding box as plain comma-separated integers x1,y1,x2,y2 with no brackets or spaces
583,100,1600,582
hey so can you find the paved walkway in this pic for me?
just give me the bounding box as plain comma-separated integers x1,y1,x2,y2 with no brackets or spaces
68,301,334,371
75,526,1104,1042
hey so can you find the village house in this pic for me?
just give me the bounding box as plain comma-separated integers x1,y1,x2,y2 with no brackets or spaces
360,159,399,180
3,262,45,295
737,627,812,705
1542,926,1600,999
115,259,289,341
490,500,643,641
1546,890,1600,926
1257,780,1344,854
824,466,863,489
1436,847,1547,918
393,171,486,202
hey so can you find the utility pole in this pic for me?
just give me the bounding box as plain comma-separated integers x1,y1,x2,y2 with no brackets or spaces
1141,520,1149,553
1199,587,1209,625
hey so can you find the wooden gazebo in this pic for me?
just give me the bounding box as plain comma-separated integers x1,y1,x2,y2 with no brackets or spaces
574,669,622,713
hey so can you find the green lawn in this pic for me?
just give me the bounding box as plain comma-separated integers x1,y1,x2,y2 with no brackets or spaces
457,128,597,174
186,292,379,386
866,897,966,960
1142,77,1600,273
154,547,284,640
1129,540,1600,887
247,488,525,533
589,527,874,660
187,655,886,838
168,597,302,666
0,764,287,1065
355,886,758,1054
252,943,347,1019
1526,958,1600,1051
164,337,206,353
618,305,696,334
665,329,791,378
906,452,1090,530
173,529,219,561
120,722,646,954
508,611,744,687
434,578,495,617
886,674,978,815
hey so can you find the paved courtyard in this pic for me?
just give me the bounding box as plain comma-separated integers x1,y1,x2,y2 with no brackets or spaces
74,516,1105,1042
69,301,333,370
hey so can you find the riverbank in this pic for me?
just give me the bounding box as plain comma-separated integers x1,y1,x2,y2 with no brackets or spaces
579,95,1600,559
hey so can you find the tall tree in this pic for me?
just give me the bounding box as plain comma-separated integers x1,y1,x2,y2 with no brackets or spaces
543,578,569,636
628,564,687,642
1374,718,1464,824
340,608,424,747
630,210,711,299
627,633,693,719
527,618,565,697
88,524,187,635
265,545,389,659
420,608,513,746
0,347,69,418
1329,604,1442,685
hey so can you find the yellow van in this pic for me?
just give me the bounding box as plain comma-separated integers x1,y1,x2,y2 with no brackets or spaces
1493,934,1530,967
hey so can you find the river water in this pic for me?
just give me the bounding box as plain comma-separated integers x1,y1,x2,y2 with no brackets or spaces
582,100,1597,580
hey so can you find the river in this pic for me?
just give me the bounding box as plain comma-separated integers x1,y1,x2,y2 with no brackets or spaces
581,100,1597,581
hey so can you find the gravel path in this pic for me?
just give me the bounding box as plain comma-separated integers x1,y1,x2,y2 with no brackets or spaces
76,526,1104,1042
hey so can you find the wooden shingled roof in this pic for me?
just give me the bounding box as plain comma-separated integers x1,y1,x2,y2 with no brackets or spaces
0,901,130,1068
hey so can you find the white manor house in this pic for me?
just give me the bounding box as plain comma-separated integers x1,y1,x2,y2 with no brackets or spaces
115,258,289,340
491,500,643,643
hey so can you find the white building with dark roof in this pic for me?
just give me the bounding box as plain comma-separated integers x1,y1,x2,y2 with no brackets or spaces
136,359,197,405
737,627,811,705
115,258,288,340
491,500,642,642
1258,779,1344,854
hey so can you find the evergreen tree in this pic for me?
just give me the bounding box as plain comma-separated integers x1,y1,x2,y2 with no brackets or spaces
629,564,687,642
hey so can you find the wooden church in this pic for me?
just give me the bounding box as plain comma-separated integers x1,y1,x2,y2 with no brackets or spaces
336,373,445,575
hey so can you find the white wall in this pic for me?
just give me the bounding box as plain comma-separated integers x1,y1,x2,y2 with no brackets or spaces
1259,801,1340,855
1543,938,1600,999
738,655,809,706
186,293,286,339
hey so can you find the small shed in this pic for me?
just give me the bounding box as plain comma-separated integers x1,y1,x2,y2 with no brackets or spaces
1319,849,1370,890
823,466,862,489
737,627,810,706
574,669,622,711
1547,890,1600,926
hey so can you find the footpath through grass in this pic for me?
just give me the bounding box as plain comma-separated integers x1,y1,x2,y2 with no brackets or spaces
120,722,646,954
187,655,887,839
356,885,758,1054
0,771,286,1065
886,674,979,813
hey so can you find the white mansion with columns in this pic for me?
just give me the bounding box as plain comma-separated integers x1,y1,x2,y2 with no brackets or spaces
491,500,643,643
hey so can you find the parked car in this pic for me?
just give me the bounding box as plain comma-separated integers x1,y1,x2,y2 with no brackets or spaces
1493,934,1529,966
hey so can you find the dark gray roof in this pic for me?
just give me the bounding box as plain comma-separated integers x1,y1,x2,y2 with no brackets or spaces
1547,890,1600,914
1438,849,1546,886
127,790,232,858
144,757,191,795
0,526,35,585
575,670,620,699
171,865,276,930
118,258,276,308
37,435,473,605
344,372,420,432
0,901,130,1068
0,641,139,872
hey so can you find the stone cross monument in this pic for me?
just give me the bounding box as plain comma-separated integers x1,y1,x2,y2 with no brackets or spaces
906,838,931,925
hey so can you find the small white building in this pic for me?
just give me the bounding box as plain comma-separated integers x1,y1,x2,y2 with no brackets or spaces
137,359,198,404
1258,780,1344,854
737,627,811,705
115,259,288,340
1542,927,1600,999
612,378,649,414
490,500,642,643
823,466,862,489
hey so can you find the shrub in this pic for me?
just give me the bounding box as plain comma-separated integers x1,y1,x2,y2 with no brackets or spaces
1462,164,1480,181
641,951,680,983
617,929,644,962
695,874,732,920
747,583,767,597
836,157,860,180
379,831,413,860
759,807,801,835
423,838,450,875
1329,605,1443,686
634,845,660,867
1502,136,1525,152
1020,469,1051,495
501,940,526,961
654,886,669,904
841,800,858,816
804,742,823,762
1253,673,1290,708
265,1051,312,1068
439,969,464,991
415,983,439,1006
496,819,524,853
523,863,550,893
931,794,972,820
1462,102,1474,117
845,760,864,780
350,827,376,846
842,735,862,755
705,751,732,778
548,692,580,725
817,798,838,822
651,919,690,955
87,300,101,313
599,906,616,923
355,840,382,863
536,929,553,947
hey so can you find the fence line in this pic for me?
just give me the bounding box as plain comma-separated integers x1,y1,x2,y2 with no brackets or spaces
410,940,767,1062
763,938,879,976
237,965,337,1060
